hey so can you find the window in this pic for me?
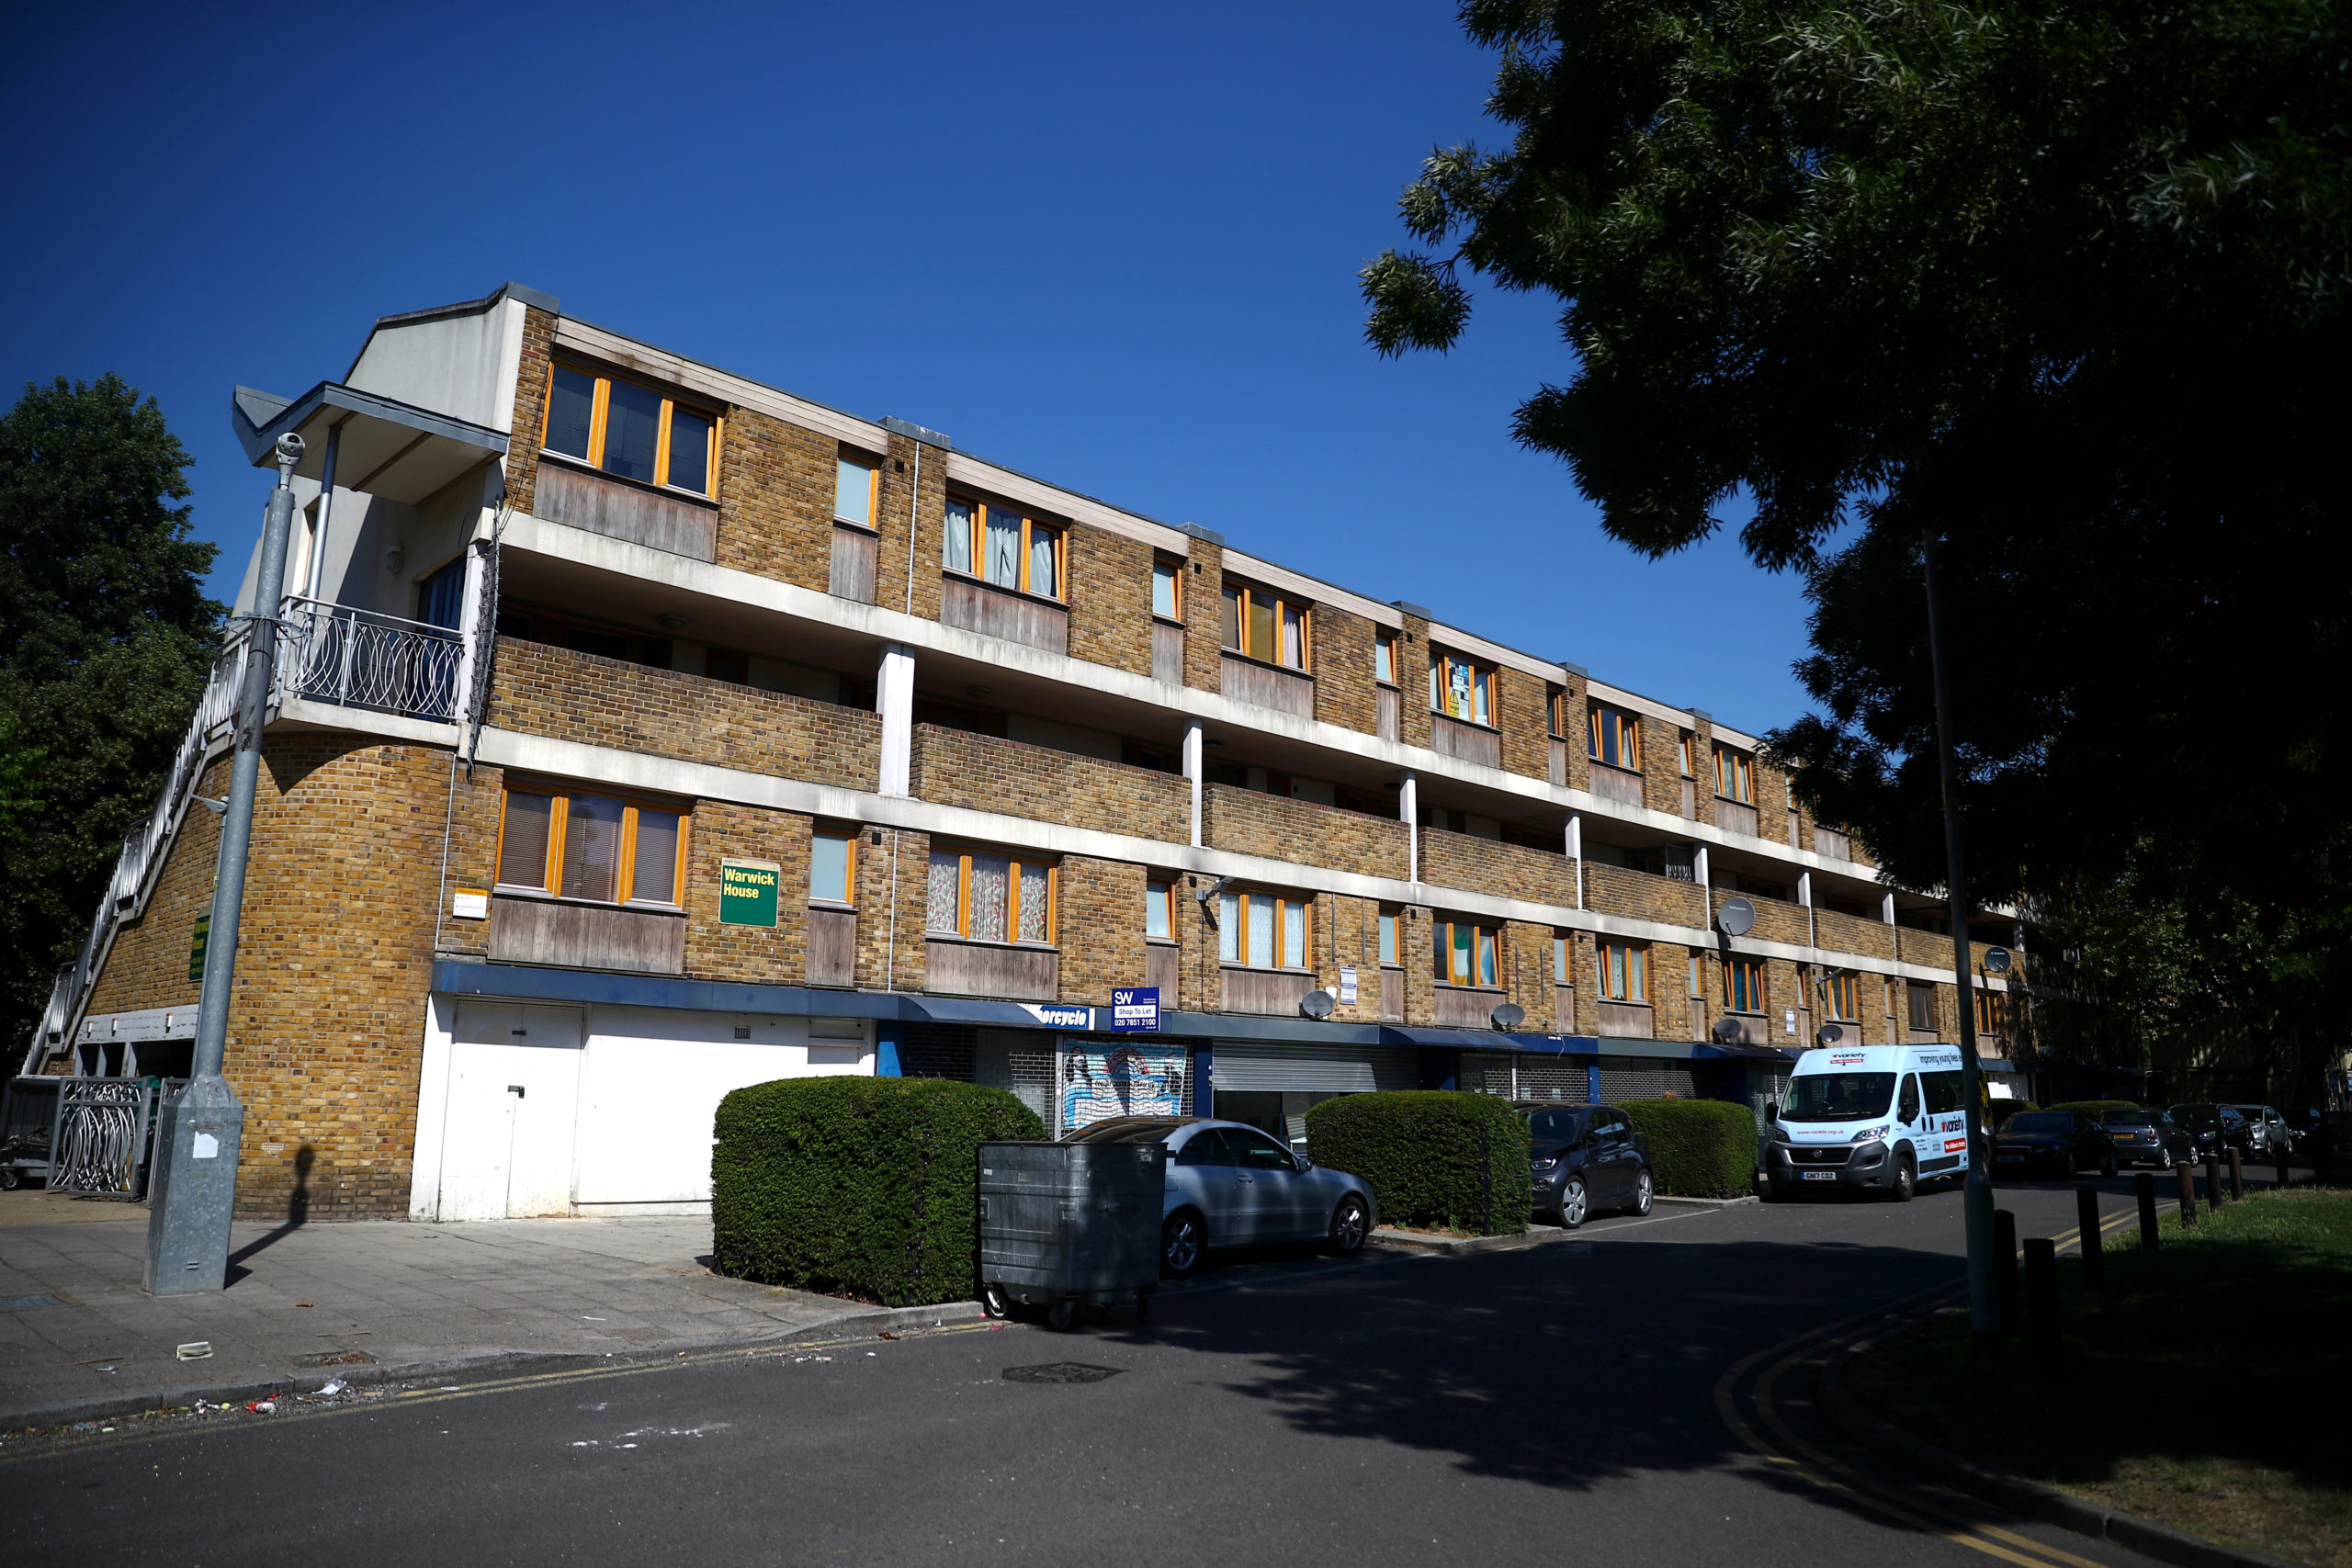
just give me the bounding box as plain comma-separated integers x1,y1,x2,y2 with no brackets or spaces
1690,952,1704,997
1826,971,1860,1021
1974,988,2007,1035
1374,630,1397,685
1219,889,1312,969
1554,935,1569,984
1589,705,1641,770
1725,955,1766,1013
834,457,878,527
1715,747,1756,805
1429,651,1496,727
1219,581,1311,670
496,784,685,907
1547,687,1570,738
542,363,718,495
1679,735,1694,777
1906,980,1938,1033
1378,910,1399,966
1600,941,1647,1003
1432,919,1499,987
810,827,856,906
944,495,1060,599
1145,878,1175,941
926,847,1056,943
1151,557,1182,620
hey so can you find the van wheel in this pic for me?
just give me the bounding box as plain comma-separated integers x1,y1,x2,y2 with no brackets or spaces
1889,1154,1917,1203
1161,1210,1204,1277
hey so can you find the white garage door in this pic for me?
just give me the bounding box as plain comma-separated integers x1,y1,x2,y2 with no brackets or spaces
438,1003,584,1222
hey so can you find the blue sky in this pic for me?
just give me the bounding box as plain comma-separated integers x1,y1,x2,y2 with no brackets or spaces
0,1,1818,736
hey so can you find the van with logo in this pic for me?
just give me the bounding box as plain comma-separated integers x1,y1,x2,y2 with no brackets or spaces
1763,1043,1970,1201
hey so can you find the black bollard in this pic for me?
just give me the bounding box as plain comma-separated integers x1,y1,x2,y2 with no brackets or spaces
2177,1163,2198,1227
2136,1171,2159,1250
2076,1186,2105,1289
2024,1236,2062,1370
2205,1156,2222,1214
1996,1208,2021,1334
2229,1149,2243,1201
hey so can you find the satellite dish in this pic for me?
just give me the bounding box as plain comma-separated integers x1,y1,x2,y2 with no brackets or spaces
1299,989,1336,1021
1816,1023,1845,1046
1712,1016,1747,1045
1490,1002,1526,1031
1984,946,2012,975
1716,896,1757,937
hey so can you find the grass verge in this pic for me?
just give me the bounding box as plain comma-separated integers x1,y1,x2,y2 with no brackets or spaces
1851,1185,2352,1567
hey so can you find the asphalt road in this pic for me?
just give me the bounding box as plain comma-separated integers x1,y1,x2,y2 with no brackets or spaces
0,1178,2193,1567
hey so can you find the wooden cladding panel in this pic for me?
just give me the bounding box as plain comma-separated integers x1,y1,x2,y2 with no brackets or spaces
1378,687,1400,742
1549,737,1568,787
1146,942,1180,998
941,576,1069,655
1220,967,1317,1017
1217,653,1315,718
1589,764,1645,808
1597,1000,1655,1039
1681,780,1698,818
1714,798,1760,837
1555,984,1577,1032
807,907,857,987
923,939,1059,1001
1430,714,1503,770
1433,985,1506,1029
829,525,877,604
535,460,718,563
1151,621,1184,683
1381,967,1404,1021
486,897,686,975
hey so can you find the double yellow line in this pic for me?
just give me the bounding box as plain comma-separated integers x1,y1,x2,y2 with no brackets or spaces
1713,1205,2140,1568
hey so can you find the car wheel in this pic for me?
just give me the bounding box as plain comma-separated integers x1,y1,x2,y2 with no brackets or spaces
2102,1149,2119,1178
1160,1210,1204,1278
980,1282,1013,1319
2064,1149,2078,1180
1889,1154,1917,1203
1561,1176,1589,1229
1631,1167,1655,1216
0,1168,18,1191
1328,1194,1371,1256
1046,1298,1076,1331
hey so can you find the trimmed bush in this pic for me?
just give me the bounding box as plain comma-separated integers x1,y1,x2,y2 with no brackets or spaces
2047,1100,2140,1114
1620,1099,1758,1198
1306,1091,1530,1235
1987,1099,2042,1128
711,1076,1044,1306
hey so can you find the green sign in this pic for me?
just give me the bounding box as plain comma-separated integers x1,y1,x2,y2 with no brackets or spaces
719,858,780,927
188,914,209,983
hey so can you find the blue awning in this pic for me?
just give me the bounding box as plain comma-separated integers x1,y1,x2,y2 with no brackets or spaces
1380,1027,1599,1055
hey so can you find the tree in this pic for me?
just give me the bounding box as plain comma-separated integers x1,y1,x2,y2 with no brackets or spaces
1363,0,2350,1058
0,375,220,1046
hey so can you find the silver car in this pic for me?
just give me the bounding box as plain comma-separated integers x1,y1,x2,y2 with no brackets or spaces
2234,1105,2290,1157
1062,1117,1378,1276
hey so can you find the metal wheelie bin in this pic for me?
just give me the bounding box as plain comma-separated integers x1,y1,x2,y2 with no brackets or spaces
977,1139,1165,1329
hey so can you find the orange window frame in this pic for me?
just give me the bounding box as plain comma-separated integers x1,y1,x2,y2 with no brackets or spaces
835,454,881,526
1725,955,1766,1012
1219,582,1313,671
1599,941,1648,1002
945,495,1063,600
809,825,859,906
1589,705,1642,770
492,784,690,908
1144,878,1177,940
1826,971,1860,1021
1974,988,2007,1034
1218,888,1314,969
1429,651,1495,727
1432,919,1500,987
1151,555,1184,621
1375,630,1397,686
933,846,1058,943
540,361,721,496
1715,747,1756,804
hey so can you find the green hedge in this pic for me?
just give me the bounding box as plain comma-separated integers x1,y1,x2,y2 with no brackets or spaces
1987,1099,2042,1128
711,1076,1044,1306
2047,1100,2140,1114
1305,1091,1529,1235
1620,1099,1757,1198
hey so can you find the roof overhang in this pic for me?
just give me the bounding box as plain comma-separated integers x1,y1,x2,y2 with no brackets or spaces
232,381,509,506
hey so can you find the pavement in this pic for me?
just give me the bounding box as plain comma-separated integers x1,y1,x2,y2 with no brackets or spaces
0,1177,2207,1568
0,1191,972,1428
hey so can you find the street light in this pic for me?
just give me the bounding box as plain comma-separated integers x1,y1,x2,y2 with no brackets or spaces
1920,526,1999,1359
143,430,304,1294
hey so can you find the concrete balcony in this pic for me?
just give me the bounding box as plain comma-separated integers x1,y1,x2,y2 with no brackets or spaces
909,725,1188,842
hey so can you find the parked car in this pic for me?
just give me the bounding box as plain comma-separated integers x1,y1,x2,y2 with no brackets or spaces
2233,1105,2290,1157
2099,1107,2192,1169
1520,1102,1654,1228
1992,1110,2119,1179
1061,1116,1378,1278
2167,1104,2253,1163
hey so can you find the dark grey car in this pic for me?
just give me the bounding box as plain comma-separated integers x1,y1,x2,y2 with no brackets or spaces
1524,1102,1654,1227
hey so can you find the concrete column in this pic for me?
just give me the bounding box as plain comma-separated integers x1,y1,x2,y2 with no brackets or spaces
1694,845,1713,932
1883,891,1897,925
1566,812,1584,909
877,643,915,796
1183,721,1204,848
1400,773,1419,885
1799,871,1816,953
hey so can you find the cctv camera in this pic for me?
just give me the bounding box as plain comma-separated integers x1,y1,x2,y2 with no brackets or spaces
275,432,307,464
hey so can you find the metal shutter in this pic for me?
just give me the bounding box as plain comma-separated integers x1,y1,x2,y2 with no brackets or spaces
1599,1060,1697,1102
899,1023,976,1081
1212,1041,1417,1093
973,1028,1057,1130
1515,1058,1591,1103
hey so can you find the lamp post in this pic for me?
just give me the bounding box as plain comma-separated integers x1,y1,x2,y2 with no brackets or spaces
143,431,304,1294
1920,526,1998,1358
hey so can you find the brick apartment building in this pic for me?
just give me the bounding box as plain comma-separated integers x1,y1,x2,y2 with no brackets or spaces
24,283,2037,1221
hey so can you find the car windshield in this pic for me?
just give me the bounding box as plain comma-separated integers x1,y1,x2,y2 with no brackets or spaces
2102,1111,2154,1128
1526,1109,1587,1144
2005,1113,2074,1135
1781,1073,1895,1122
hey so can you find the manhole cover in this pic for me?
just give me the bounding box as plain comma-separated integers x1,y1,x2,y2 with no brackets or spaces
1001,1362,1123,1385
291,1349,377,1368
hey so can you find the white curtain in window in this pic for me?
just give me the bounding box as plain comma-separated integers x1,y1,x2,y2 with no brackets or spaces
1282,898,1305,968
1027,529,1056,598
1219,891,1240,963
926,852,961,933
984,511,1021,588
1282,605,1303,667
943,499,973,573
1248,893,1274,968
968,853,1011,942
1017,863,1049,942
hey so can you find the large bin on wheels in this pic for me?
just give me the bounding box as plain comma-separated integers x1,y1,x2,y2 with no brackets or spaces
978,1139,1165,1329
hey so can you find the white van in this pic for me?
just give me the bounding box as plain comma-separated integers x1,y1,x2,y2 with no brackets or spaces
1763,1043,1971,1201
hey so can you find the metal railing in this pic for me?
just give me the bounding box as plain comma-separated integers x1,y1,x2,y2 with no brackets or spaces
279,596,462,723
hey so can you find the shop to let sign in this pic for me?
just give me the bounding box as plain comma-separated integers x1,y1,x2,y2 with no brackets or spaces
1111,987,1160,1032
718,859,780,927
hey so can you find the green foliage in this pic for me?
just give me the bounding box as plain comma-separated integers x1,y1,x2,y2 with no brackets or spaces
2046,1100,2141,1114
1305,1090,1528,1235
710,1076,1044,1306
1986,1100,2041,1128
1619,1099,1757,1198
1364,0,2352,1065
0,375,219,1042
